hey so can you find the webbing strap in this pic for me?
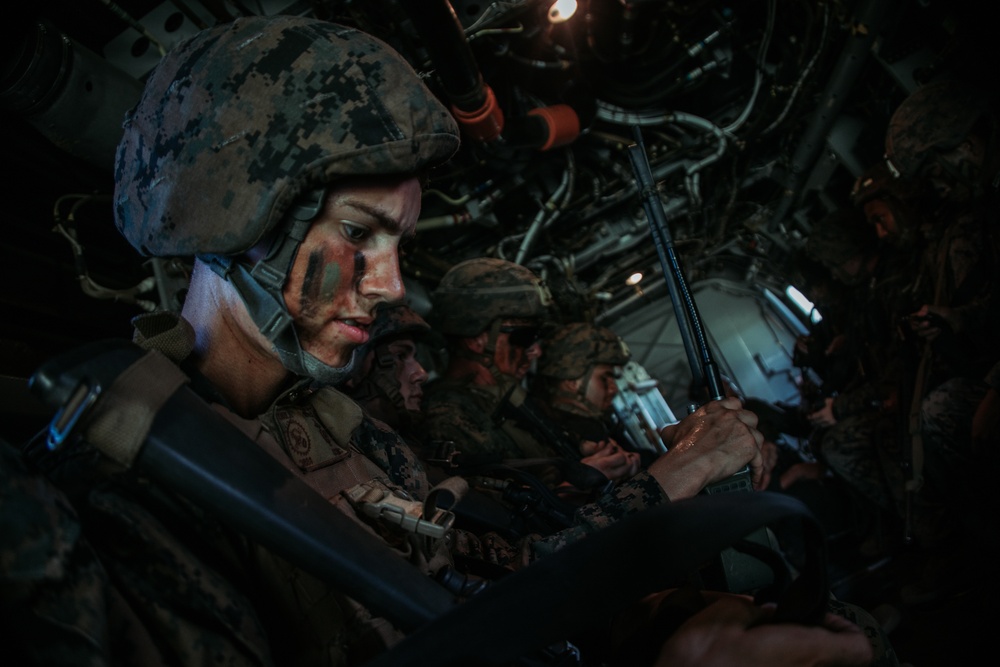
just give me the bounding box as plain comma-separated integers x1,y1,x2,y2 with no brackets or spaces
85,350,189,468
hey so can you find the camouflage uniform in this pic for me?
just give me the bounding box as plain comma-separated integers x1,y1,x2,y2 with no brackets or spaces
3,15,459,666
883,79,1000,544
423,257,561,467
343,302,432,443
533,322,633,448
424,379,560,464
914,374,989,543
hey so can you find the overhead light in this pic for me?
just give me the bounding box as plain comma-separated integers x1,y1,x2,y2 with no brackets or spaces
625,272,643,286
548,0,577,24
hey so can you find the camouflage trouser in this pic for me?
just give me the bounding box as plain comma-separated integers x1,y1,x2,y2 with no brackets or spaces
819,376,990,545
817,411,904,514
917,376,989,546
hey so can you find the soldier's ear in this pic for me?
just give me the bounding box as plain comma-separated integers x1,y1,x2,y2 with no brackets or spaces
462,332,490,354
560,377,583,394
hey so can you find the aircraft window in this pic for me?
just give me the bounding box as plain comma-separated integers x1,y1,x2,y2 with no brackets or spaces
785,285,823,325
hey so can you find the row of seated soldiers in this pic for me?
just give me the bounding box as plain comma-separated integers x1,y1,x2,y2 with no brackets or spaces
783,78,1000,607
3,15,888,666
341,261,657,529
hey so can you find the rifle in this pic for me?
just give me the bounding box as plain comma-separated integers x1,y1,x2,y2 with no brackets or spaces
626,127,773,593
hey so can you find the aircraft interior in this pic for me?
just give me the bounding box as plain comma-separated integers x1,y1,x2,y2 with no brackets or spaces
1,1,996,665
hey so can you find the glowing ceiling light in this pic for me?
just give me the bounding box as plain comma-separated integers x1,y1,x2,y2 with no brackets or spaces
626,272,643,286
548,0,577,24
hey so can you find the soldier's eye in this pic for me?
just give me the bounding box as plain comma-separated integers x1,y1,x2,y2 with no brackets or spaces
341,220,369,242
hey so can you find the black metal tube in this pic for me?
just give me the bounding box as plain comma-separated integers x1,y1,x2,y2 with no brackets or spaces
627,127,724,399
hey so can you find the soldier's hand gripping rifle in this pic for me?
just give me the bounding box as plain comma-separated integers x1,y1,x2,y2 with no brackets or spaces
626,127,774,594
625,126,752,492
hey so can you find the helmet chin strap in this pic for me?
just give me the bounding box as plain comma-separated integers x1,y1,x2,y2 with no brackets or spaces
198,187,359,386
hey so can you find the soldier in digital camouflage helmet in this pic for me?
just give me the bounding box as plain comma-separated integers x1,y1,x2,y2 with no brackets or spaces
880,78,1000,605
422,257,560,466
851,161,923,248
533,322,642,482
116,14,459,391
343,301,432,438
884,79,997,204
430,256,553,381
804,207,879,287
8,15,461,666
536,322,631,417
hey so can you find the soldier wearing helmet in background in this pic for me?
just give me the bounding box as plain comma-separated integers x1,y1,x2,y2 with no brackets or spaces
5,15,463,665
342,301,432,442
783,208,913,544
884,78,998,356
423,256,768,502
851,161,924,250
532,322,642,482
880,77,1000,604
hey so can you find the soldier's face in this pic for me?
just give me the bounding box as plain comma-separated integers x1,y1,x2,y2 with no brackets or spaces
863,199,899,242
494,319,542,379
283,175,421,369
585,363,621,413
389,338,429,410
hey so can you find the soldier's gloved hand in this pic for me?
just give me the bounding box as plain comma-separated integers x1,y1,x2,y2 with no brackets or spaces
653,593,873,667
650,397,763,500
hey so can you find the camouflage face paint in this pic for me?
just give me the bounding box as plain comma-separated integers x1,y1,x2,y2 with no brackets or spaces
321,262,342,302
352,251,366,291
299,250,325,319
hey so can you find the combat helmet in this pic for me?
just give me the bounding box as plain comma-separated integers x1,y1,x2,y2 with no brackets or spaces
431,258,553,337
536,322,630,416
885,79,991,182
347,302,431,430
851,161,907,207
537,322,630,380
432,257,552,382
114,15,459,383
804,207,877,283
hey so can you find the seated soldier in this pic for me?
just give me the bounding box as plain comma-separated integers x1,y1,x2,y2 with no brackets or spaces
532,321,642,486
422,256,777,500
342,301,431,445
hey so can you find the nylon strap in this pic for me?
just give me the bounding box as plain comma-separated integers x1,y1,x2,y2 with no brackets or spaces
85,349,189,468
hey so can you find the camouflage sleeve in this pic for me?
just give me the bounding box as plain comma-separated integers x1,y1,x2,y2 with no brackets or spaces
833,384,880,420
939,212,998,356
529,471,669,559
986,361,1000,389
423,385,523,464
1,443,111,667
450,471,669,568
